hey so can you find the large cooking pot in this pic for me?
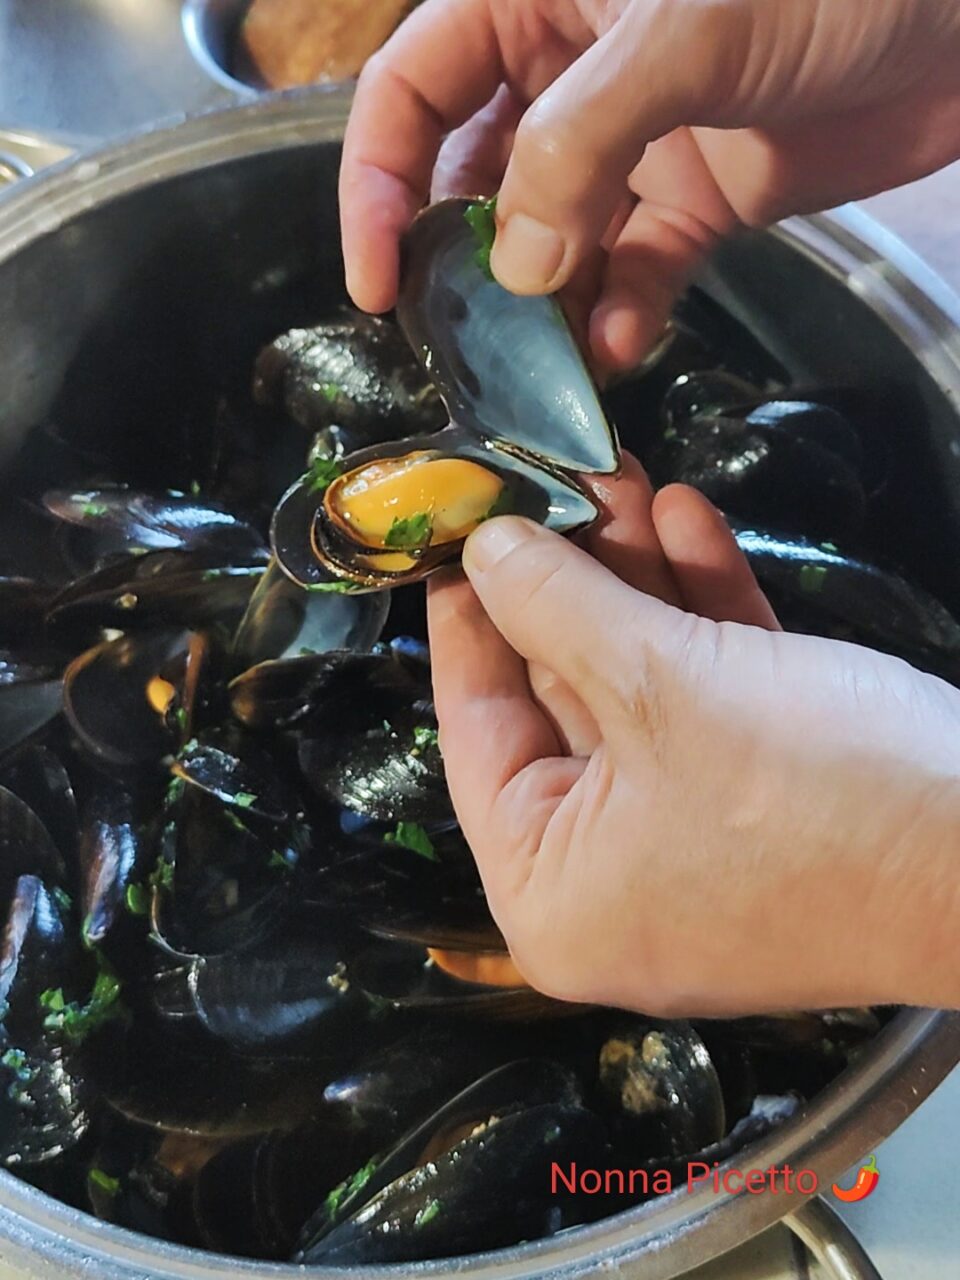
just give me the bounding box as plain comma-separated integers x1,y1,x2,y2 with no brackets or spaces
0,90,957,1280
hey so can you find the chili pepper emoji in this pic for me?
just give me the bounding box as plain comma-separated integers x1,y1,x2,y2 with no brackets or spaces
832,1155,880,1203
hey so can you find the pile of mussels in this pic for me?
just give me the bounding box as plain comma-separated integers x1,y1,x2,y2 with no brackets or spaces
0,198,957,1264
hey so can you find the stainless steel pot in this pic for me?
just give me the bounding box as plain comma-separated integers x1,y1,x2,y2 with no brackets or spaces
0,91,957,1280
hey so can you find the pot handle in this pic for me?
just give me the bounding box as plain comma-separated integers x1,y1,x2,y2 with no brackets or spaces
0,129,75,187
786,1197,883,1280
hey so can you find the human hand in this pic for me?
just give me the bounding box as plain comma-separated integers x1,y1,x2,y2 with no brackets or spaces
427,462,960,1015
341,0,960,369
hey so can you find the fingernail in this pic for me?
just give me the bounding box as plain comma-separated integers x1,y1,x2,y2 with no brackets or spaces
463,517,537,574
491,214,565,293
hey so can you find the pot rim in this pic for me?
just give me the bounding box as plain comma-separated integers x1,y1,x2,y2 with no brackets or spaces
0,92,957,1279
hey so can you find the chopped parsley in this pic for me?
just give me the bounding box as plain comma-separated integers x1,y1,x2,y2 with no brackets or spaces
478,485,513,523
148,857,174,893
88,1168,120,1197
319,382,342,403
384,511,433,550
234,791,258,810
323,1158,379,1217
307,456,345,494
464,196,498,280
268,850,292,872
413,726,439,750
52,887,73,913
125,883,151,916
1,1048,35,1083
306,580,366,594
39,958,124,1045
820,541,839,553
799,563,828,594
384,821,438,862
414,1198,442,1229
81,501,109,518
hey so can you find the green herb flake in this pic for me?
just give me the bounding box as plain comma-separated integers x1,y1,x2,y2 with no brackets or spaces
799,564,829,594
384,821,438,862
1,1048,34,1084
52,887,73,913
148,857,174,894
662,426,678,441
464,196,498,280
307,456,345,494
415,1199,442,1229
319,382,342,403
175,706,188,733
324,1158,380,1217
268,850,291,872
298,647,318,657
81,501,109,518
820,541,838,553
39,988,66,1014
234,791,258,810
413,726,439,751
81,913,98,951
306,580,365,595
88,1168,121,1197
384,511,433,550
478,485,514,523
125,883,151,916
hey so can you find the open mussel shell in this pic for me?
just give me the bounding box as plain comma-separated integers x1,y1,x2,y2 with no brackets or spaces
397,199,618,476
231,558,389,670
47,549,266,637
0,649,65,759
63,629,192,767
272,427,600,592
0,1031,91,1167
253,311,446,447
0,746,78,874
350,942,580,1021
171,735,293,826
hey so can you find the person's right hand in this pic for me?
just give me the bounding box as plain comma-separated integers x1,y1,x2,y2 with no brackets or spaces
341,0,960,368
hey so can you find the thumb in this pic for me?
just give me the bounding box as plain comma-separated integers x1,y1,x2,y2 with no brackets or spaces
490,0,751,295
462,515,679,726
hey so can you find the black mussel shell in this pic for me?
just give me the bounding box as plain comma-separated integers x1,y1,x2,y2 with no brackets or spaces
1,876,83,1040
231,558,389,670
0,650,64,759
0,746,78,875
660,371,761,429
597,1021,726,1160
300,1057,583,1255
0,1032,90,1167
150,784,294,959
63,629,192,768
307,817,500,952
298,1100,605,1265
733,525,960,682
0,787,68,907
253,313,446,447
171,737,293,826
151,924,371,1055
349,942,578,1021
78,781,155,949
47,549,266,637
647,402,866,544
42,488,266,561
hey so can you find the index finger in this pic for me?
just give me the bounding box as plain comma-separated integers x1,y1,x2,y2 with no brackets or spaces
339,0,504,312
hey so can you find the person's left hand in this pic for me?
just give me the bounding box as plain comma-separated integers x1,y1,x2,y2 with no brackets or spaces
427,456,960,1016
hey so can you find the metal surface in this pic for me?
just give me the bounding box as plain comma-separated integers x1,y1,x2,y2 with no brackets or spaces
0,90,954,1278
0,0,237,140
787,1203,882,1280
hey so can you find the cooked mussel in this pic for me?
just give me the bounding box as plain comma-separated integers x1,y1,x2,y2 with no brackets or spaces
272,199,619,591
